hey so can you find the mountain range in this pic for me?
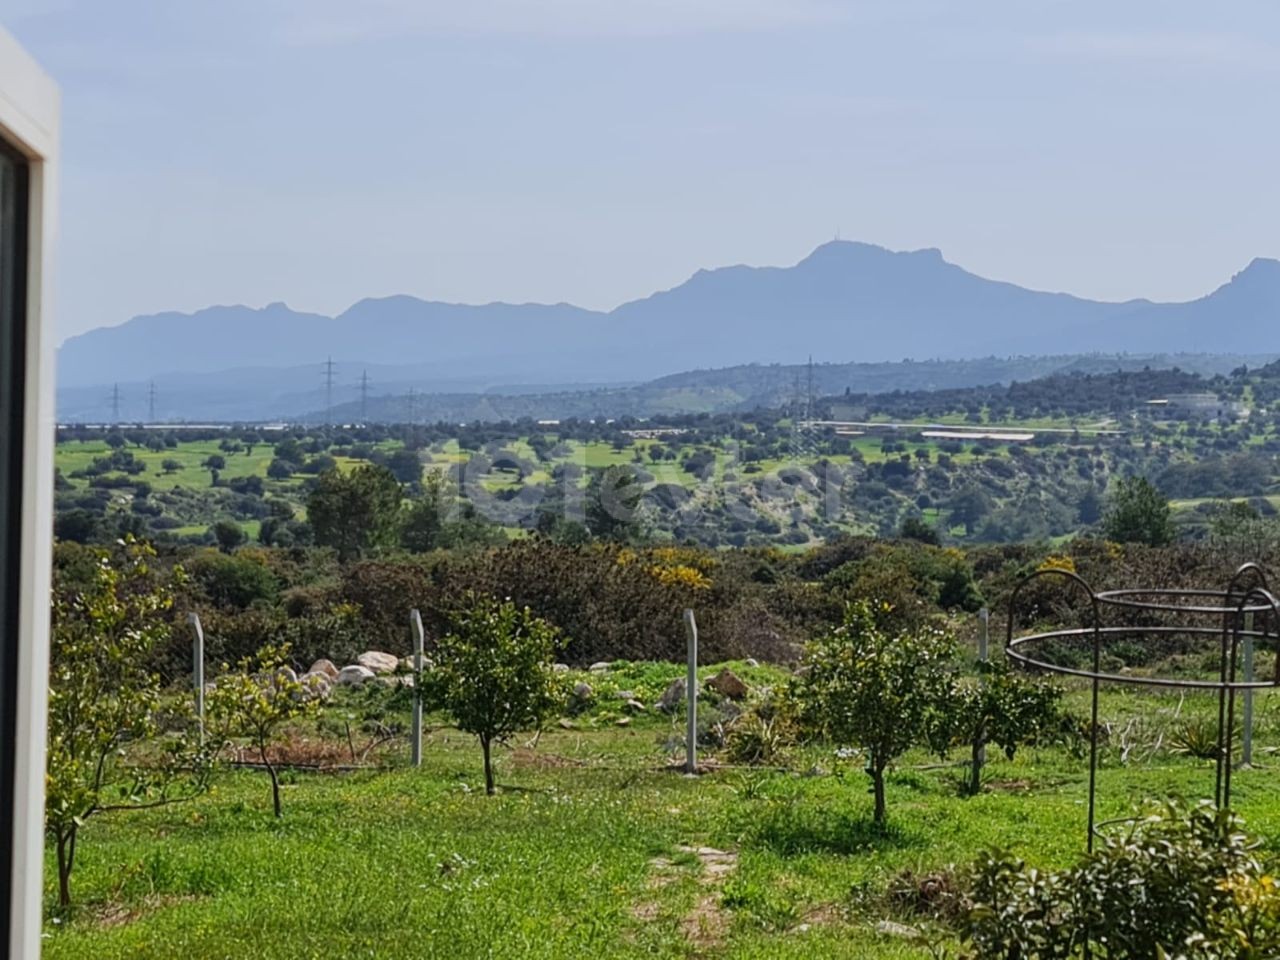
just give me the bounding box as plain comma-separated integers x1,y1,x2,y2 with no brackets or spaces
56,241,1280,421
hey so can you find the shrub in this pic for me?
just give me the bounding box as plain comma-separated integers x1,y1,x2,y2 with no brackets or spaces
960,800,1275,959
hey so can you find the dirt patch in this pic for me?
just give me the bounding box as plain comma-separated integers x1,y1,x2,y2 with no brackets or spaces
93,894,200,930
675,845,739,950
632,844,740,949
681,893,731,949
510,748,585,770
988,778,1034,793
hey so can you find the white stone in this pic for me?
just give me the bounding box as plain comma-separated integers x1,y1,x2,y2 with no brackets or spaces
357,651,399,675
336,665,376,686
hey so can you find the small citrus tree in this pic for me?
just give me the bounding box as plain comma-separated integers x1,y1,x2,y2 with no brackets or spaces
423,595,564,794
793,600,957,824
207,643,316,817
940,659,1064,796
46,540,215,908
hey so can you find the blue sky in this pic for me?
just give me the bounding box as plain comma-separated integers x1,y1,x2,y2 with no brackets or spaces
3,0,1279,342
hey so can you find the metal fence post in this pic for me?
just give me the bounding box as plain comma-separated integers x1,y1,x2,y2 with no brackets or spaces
187,612,205,744
683,609,698,774
410,608,425,768
1242,611,1255,768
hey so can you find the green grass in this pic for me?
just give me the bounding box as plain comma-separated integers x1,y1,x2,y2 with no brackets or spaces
40,671,1280,960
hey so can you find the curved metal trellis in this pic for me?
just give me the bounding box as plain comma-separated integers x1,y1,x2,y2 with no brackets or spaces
1005,563,1280,853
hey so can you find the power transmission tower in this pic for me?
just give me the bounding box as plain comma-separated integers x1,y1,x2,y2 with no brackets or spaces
359,369,370,422
148,380,157,423
109,383,121,424
806,354,815,421
322,357,337,426
789,357,818,465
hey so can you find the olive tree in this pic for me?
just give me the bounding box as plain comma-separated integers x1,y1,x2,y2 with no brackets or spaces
46,540,214,908
423,595,564,794
207,643,317,817
306,464,403,562
792,599,957,824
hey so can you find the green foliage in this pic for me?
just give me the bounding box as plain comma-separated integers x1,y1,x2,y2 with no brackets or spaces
1104,475,1175,547
187,548,279,609
46,540,212,908
306,464,403,562
585,465,646,542
422,595,565,794
211,518,246,552
724,713,792,766
792,600,958,823
206,643,317,817
1169,717,1229,761
960,801,1278,959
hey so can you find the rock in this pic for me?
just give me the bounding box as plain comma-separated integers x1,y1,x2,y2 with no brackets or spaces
300,673,332,700
552,663,571,674
705,668,749,701
336,665,376,687
357,651,399,675
744,658,759,668
657,678,686,713
308,659,339,681
615,716,632,727
588,661,612,674
623,699,647,714
273,665,299,686
615,689,637,701
558,718,577,730
572,681,594,701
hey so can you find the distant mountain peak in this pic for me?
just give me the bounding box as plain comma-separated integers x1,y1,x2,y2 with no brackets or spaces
1233,257,1280,283
799,239,947,268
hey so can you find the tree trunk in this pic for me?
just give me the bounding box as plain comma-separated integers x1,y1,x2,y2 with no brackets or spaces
261,742,282,817
969,736,986,797
872,765,887,825
481,736,495,795
55,824,77,908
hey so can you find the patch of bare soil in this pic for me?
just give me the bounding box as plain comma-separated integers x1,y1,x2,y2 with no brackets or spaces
675,845,739,951
93,894,200,930
632,844,740,951
509,748,585,769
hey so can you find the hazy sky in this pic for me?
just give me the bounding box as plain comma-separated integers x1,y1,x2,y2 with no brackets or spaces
4,0,1279,342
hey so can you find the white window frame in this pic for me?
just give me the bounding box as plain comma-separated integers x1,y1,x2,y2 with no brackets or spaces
0,23,58,960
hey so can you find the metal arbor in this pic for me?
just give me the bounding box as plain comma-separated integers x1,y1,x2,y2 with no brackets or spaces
1005,562,1280,852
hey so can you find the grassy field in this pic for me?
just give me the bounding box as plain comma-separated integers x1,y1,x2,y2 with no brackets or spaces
40,660,1280,960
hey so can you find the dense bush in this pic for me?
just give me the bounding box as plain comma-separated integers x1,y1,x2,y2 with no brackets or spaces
960,801,1280,959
